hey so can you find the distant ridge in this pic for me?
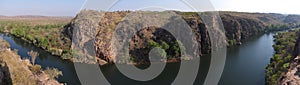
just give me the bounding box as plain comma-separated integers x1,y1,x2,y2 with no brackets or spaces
0,15,73,18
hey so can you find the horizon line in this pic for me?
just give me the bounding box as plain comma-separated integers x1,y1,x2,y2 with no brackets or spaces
1,10,299,17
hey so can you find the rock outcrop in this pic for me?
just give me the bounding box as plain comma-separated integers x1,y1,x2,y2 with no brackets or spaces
0,38,62,85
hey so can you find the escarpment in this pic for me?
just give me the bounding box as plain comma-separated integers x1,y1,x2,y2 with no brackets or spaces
64,10,299,65
222,14,266,44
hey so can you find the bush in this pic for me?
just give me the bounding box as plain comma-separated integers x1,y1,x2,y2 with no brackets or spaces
29,65,42,75
170,40,185,57
12,28,25,37
146,40,160,49
161,41,169,50
283,63,290,68
25,35,34,41
44,67,63,79
228,39,236,45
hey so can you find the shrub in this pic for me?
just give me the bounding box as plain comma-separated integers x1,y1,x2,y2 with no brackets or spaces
161,41,170,50
146,40,160,49
228,39,236,46
283,63,290,68
44,67,63,79
170,40,185,57
25,35,34,41
29,65,42,75
12,28,25,37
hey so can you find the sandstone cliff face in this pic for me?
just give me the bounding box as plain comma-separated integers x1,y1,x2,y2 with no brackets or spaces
180,13,211,54
64,10,295,64
220,13,268,45
95,11,130,63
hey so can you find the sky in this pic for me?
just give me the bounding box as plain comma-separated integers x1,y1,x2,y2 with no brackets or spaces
1,0,300,16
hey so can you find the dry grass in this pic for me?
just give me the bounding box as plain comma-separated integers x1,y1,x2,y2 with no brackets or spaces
0,39,62,85
0,16,71,26
0,49,38,85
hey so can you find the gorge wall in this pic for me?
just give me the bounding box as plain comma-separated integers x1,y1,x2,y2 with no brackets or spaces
64,10,300,64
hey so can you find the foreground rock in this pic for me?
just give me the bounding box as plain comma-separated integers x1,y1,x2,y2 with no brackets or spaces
0,38,62,85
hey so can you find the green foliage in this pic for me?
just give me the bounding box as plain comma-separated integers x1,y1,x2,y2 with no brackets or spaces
170,40,185,57
44,67,63,79
0,26,4,31
283,63,290,68
12,28,25,37
228,39,236,46
266,30,299,85
273,45,284,52
146,40,160,48
25,35,34,41
61,53,72,59
146,40,168,59
0,20,71,59
144,40,185,59
40,37,48,48
161,41,170,50
266,24,290,32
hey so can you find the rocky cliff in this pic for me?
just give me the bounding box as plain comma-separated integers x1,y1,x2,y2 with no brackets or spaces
64,10,300,65
0,38,62,85
280,31,300,85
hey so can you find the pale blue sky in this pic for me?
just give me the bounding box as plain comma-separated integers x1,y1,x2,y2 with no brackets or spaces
1,0,300,16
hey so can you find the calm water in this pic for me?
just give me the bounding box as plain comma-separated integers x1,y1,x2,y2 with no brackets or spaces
219,33,275,85
0,33,275,85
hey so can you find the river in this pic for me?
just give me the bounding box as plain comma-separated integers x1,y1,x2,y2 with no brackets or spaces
0,32,276,85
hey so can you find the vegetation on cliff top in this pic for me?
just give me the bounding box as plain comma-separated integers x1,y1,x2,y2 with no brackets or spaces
266,30,299,85
0,16,72,60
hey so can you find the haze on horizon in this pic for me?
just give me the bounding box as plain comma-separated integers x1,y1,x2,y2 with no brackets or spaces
0,0,299,16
